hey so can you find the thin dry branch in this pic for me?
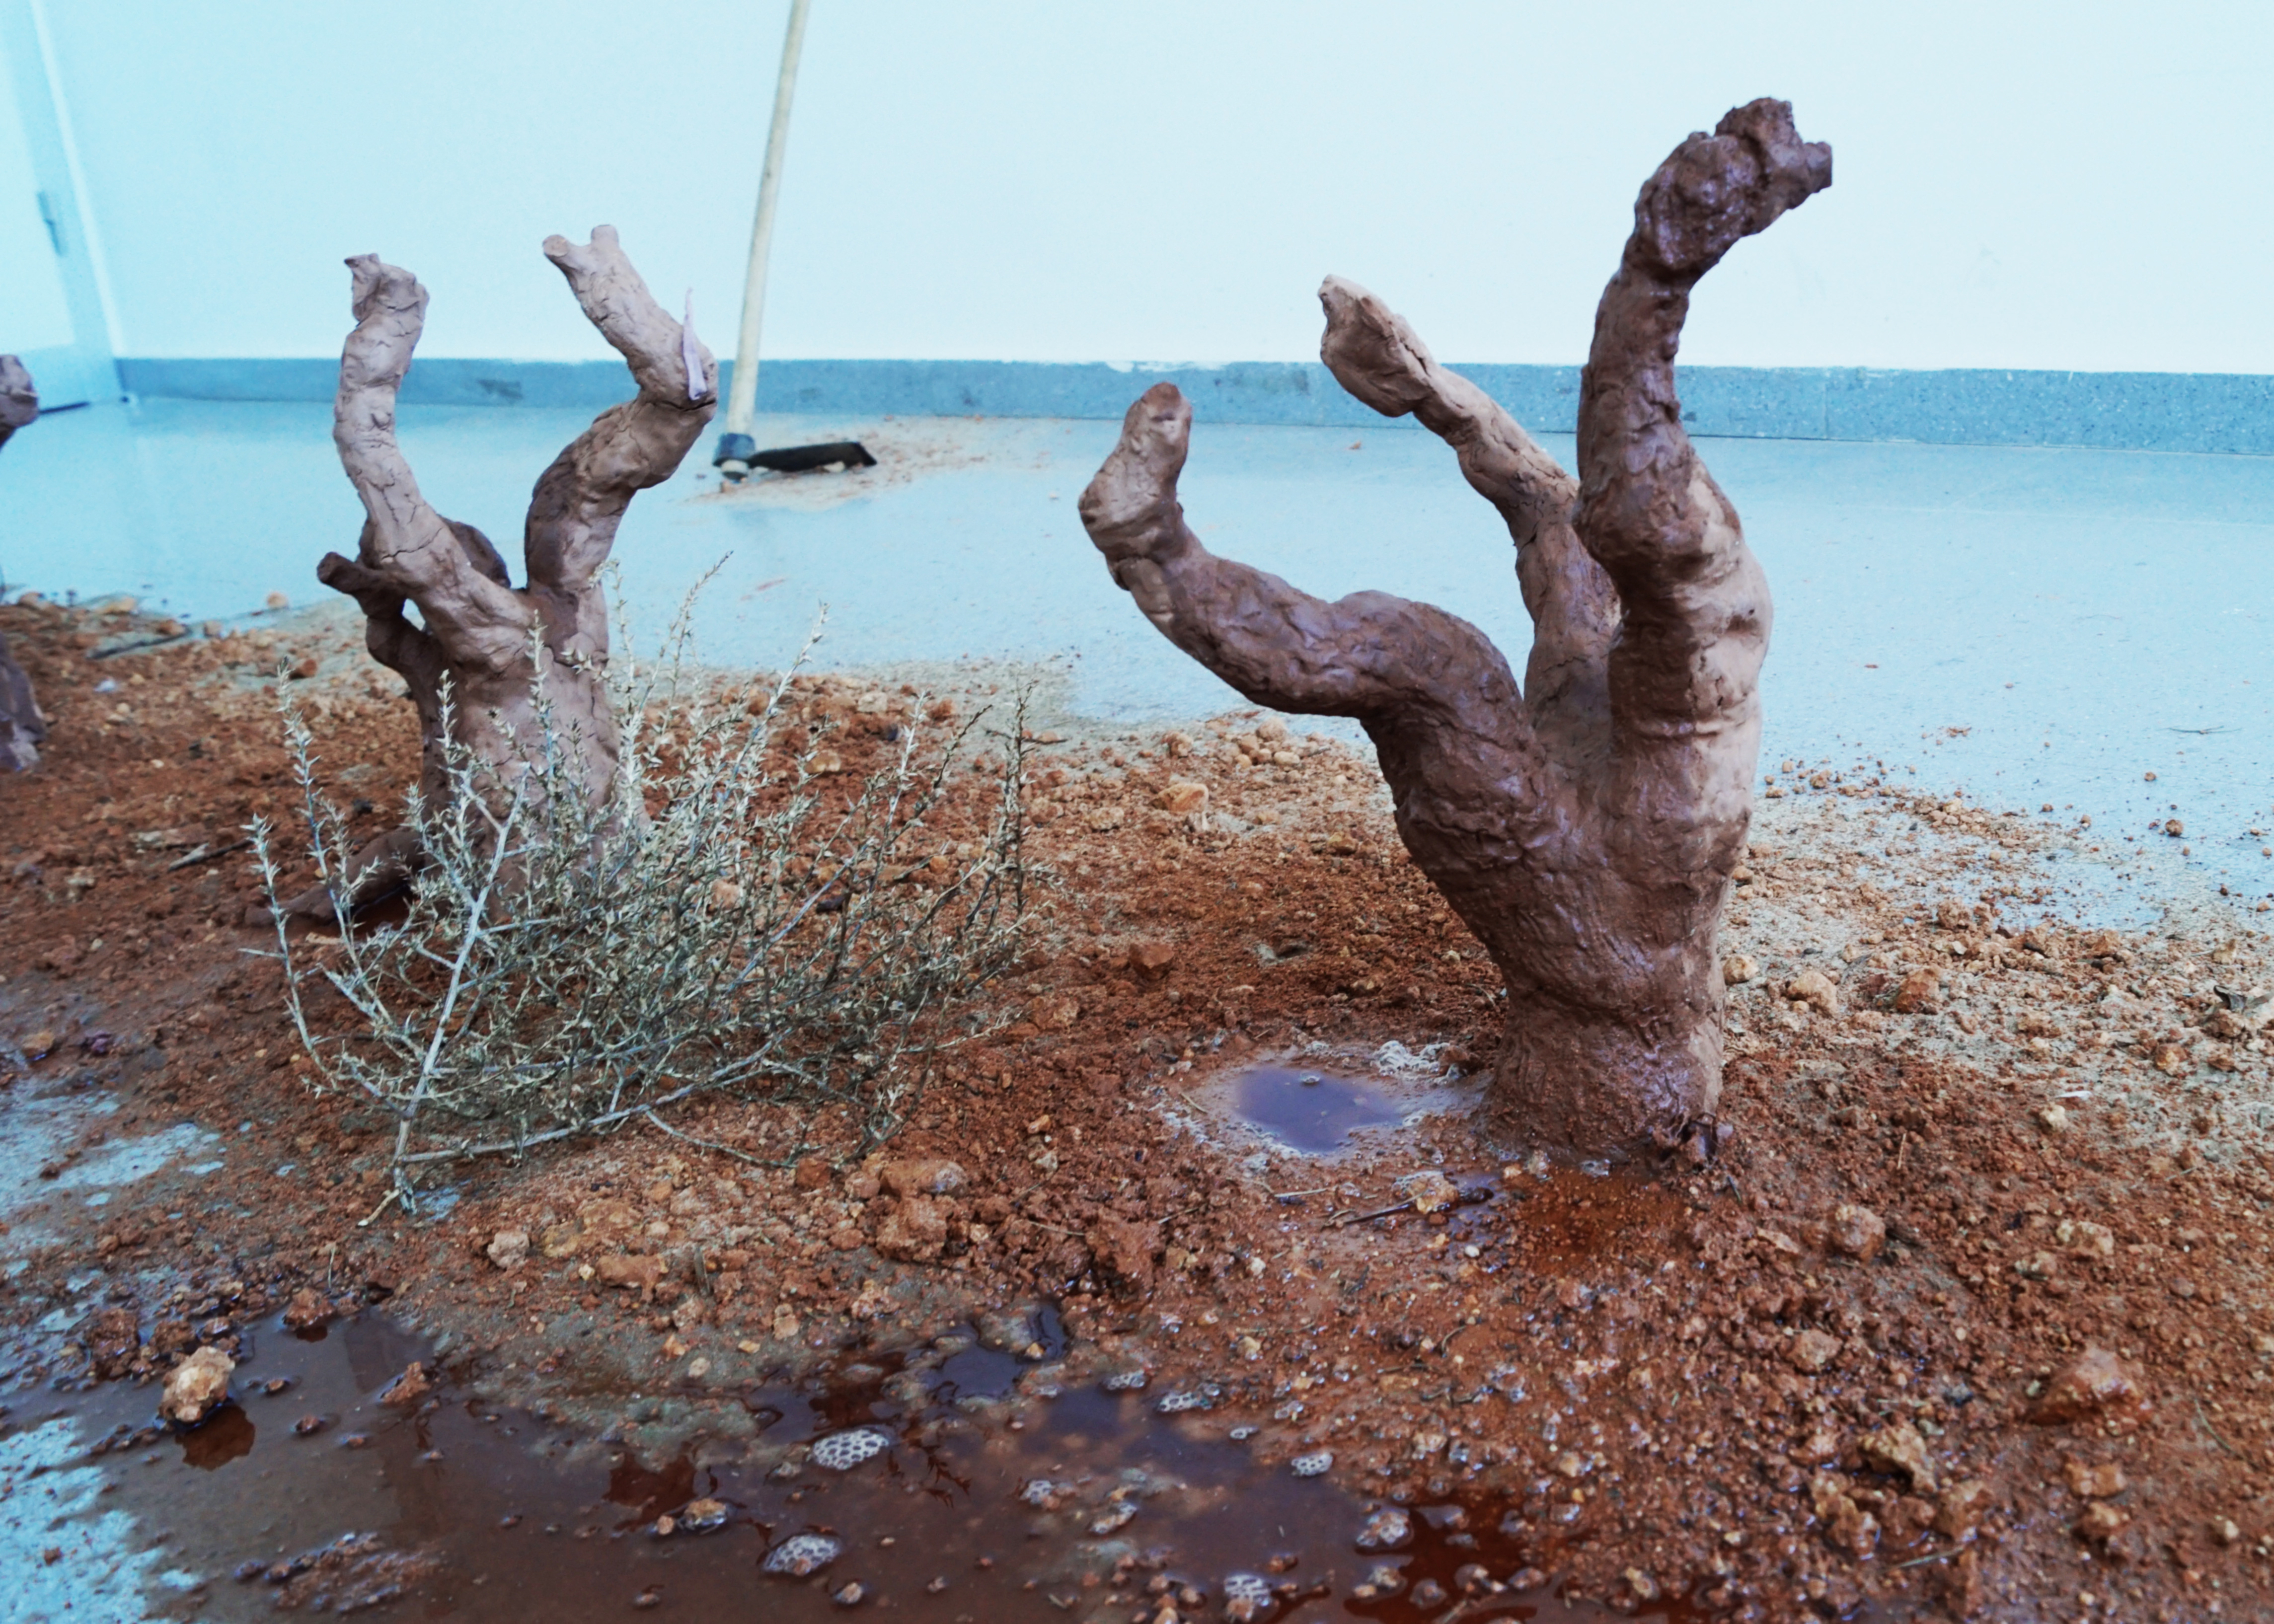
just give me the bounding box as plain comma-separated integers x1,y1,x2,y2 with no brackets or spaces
258,622,1030,1205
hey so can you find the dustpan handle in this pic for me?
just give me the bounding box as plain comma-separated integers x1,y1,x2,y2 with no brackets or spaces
724,0,814,440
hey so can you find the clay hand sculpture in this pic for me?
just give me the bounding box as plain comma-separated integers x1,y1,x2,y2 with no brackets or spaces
260,229,716,921
1078,101,1830,1161
0,354,47,771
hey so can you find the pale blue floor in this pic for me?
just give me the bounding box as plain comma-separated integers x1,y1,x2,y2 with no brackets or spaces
7,397,2274,917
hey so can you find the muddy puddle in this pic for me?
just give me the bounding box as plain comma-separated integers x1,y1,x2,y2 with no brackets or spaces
1215,1067,1408,1155
0,1304,1705,1622
1181,1057,1478,1162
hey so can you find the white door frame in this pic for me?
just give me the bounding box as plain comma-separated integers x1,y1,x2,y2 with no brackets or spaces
0,0,116,408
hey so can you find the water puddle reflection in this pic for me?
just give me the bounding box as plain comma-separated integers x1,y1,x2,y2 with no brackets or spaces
17,1309,1675,1622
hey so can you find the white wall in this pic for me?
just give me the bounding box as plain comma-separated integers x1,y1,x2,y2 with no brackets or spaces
0,53,73,351
35,0,2274,372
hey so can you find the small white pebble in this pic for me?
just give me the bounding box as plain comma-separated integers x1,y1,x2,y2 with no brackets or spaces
763,1533,843,1575
809,1427,890,1471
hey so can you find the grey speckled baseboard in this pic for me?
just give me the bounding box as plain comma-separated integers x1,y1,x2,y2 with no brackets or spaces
114,357,2274,457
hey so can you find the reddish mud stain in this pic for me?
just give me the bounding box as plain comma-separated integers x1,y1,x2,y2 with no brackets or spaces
605,1451,698,1525
178,1401,256,1470
1498,1166,1691,1275
27,1311,1751,1623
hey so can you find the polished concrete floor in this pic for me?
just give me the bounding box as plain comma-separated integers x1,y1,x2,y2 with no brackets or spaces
6,396,2274,918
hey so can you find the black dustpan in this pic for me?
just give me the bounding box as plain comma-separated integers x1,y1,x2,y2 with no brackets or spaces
713,434,875,481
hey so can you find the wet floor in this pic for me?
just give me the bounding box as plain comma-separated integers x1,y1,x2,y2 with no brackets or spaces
2,1306,1696,1623
0,1292,1746,1619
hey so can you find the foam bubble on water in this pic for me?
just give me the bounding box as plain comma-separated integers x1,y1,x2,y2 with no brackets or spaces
1155,1388,1215,1413
1372,1039,1448,1078
1099,1366,1148,1392
1289,1450,1334,1476
762,1532,843,1576
809,1427,891,1471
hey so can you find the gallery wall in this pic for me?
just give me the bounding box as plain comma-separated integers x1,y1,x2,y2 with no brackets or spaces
29,0,2274,374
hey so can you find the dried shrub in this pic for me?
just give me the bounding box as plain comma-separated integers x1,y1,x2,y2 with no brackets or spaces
252,612,1028,1212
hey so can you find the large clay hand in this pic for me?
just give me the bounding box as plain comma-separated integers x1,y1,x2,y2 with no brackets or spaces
1629,97,1830,281
1317,277,1438,419
1078,382,1193,575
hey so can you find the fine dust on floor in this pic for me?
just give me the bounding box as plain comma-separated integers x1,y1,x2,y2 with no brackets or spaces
4,596,2274,1622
